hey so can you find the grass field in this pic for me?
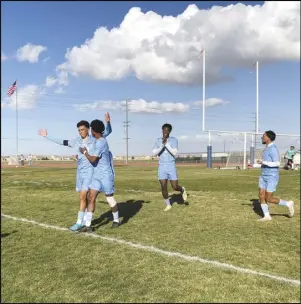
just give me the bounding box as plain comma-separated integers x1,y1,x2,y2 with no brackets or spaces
1,166,300,303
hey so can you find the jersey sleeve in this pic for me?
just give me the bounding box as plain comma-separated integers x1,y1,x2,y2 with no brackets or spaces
103,123,112,138
45,136,77,147
152,138,164,156
165,137,178,156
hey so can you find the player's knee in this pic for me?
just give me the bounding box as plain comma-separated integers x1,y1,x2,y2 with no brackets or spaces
265,192,272,202
88,193,96,203
106,196,117,208
80,191,87,201
171,183,178,191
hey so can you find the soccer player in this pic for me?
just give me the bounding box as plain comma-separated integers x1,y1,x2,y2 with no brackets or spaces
38,113,112,231
257,130,294,221
152,123,187,211
78,119,119,232
28,154,33,167
285,145,297,170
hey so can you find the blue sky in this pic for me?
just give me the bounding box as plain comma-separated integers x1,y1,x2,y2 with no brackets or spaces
1,1,300,156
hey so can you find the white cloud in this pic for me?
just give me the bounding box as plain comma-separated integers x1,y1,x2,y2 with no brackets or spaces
43,57,50,62
57,2,300,86
54,87,66,94
4,85,42,110
74,99,189,114
44,76,57,88
1,53,8,61
193,98,229,108
16,43,47,63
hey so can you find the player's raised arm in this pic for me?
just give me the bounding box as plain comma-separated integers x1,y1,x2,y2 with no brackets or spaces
164,137,178,157
103,112,112,138
38,129,76,147
152,138,165,156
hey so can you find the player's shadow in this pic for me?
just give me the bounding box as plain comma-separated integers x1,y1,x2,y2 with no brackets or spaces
169,193,189,206
1,230,17,238
244,199,291,218
92,199,150,230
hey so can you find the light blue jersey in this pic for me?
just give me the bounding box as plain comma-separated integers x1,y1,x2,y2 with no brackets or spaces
45,123,112,191
259,142,280,192
152,137,178,165
89,137,115,194
261,143,280,177
153,136,178,180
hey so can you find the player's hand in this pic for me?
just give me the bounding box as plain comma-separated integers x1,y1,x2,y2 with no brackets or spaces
257,159,263,164
38,129,48,137
105,112,110,123
73,155,78,160
79,147,87,154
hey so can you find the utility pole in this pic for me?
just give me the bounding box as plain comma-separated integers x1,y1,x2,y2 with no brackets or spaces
123,99,130,164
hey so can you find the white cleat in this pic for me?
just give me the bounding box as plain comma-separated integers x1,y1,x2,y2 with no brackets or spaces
181,187,188,201
257,215,272,222
164,205,172,212
287,201,294,217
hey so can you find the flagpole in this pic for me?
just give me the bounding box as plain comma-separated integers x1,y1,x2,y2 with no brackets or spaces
256,61,259,134
16,81,19,161
202,49,206,132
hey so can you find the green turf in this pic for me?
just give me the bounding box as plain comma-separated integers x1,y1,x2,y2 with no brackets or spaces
1,166,300,303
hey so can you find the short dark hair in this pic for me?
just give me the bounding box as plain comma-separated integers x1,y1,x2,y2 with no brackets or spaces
162,123,172,132
90,119,105,134
265,130,276,141
77,120,90,129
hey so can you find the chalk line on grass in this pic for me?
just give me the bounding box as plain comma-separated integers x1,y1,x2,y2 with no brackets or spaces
1,213,300,286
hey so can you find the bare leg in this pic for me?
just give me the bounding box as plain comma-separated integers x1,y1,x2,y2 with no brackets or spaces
159,179,171,211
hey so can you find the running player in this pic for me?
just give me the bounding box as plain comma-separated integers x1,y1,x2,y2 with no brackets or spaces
257,130,294,221
152,123,187,211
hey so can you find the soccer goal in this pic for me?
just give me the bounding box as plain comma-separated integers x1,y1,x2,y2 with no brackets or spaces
7,156,19,166
207,131,249,170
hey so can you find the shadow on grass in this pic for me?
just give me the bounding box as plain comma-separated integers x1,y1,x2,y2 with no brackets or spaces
92,199,150,230
1,230,17,238
169,193,189,206
243,199,291,218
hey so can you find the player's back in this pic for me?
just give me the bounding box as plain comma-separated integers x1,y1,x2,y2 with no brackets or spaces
158,136,177,165
262,143,280,176
93,137,114,177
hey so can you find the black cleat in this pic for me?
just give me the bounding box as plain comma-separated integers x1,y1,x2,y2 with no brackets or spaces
79,226,93,233
111,221,120,228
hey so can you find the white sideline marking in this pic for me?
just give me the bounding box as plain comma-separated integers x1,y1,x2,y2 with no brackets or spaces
2,213,300,286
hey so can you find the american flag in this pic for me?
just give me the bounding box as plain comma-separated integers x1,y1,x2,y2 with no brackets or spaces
7,81,17,97
197,49,204,60
250,62,257,74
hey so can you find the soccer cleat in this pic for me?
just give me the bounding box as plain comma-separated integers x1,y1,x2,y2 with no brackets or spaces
79,225,93,233
181,187,188,201
287,201,294,217
69,223,84,232
111,221,120,228
164,205,172,212
257,216,272,222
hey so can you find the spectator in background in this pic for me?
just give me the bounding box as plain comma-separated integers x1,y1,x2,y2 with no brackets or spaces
20,154,25,167
285,146,297,170
28,154,33,167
